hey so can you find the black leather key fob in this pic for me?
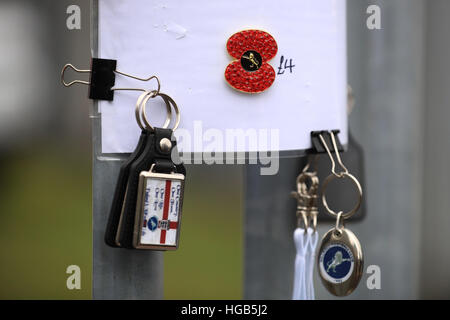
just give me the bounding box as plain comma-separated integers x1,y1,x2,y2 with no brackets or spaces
117,128,185,249
104,130,149,247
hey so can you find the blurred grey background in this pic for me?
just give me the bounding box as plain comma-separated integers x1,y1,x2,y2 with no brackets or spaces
0,0,448,299
0,0,92,299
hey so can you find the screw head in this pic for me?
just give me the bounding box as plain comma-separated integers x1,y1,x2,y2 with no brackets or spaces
159,138,172,153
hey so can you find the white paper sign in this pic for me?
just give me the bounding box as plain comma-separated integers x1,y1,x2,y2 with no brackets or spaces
98,0,347,153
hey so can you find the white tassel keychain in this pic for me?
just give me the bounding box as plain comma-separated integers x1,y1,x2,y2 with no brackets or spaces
291,157,319,300
292,227,308,300
305,227,318,300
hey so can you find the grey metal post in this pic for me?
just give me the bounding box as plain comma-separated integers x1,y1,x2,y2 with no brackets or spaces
340,0,426,299
92,138,163,299
420,0,450,299
91,0,162,299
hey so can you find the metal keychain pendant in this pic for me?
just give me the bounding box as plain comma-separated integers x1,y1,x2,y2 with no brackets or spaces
318,216,363,296
133,165,185,250
317,172,364,296
315,131,364,296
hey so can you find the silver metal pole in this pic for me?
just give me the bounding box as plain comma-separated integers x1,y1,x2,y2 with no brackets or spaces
91,0,162,299
420,0,450,299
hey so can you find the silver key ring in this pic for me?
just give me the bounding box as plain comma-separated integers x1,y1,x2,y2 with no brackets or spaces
140,91,180,132
135,90,173,131
321,172,362,219
135,91,157,130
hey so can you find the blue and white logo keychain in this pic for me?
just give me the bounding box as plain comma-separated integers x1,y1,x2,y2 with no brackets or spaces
316,132,364,297
319,242,354,284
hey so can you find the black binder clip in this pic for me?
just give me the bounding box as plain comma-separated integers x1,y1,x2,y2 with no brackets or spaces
310,130,344,154
61,58,160,101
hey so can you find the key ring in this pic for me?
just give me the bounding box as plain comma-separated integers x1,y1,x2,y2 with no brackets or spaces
140,91,180,132
135,91,164,130
135,90,174,131
321,172,362,219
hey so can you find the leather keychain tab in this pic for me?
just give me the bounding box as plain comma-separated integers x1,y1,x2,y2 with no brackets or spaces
104,129,149,247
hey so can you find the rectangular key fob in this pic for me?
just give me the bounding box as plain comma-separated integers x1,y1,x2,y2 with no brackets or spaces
116,128,185,249
133,170,185,250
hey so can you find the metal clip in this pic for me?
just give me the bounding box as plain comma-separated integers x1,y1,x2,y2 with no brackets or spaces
291,156,319,231
318,131,348,178
61,58,160,100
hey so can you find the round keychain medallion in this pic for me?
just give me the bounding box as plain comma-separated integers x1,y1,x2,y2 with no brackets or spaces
318,224,363,296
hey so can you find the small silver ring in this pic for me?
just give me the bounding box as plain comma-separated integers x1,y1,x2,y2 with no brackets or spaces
139,91,173,131
321,172,362,219
135,91,158,130
142,92,180,132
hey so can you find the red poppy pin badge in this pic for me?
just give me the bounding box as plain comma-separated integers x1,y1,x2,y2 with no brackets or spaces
225,29,278,94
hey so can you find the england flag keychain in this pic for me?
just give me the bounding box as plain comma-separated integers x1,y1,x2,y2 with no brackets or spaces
105,90,173,247
130,92,185,250
105,88,186,250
